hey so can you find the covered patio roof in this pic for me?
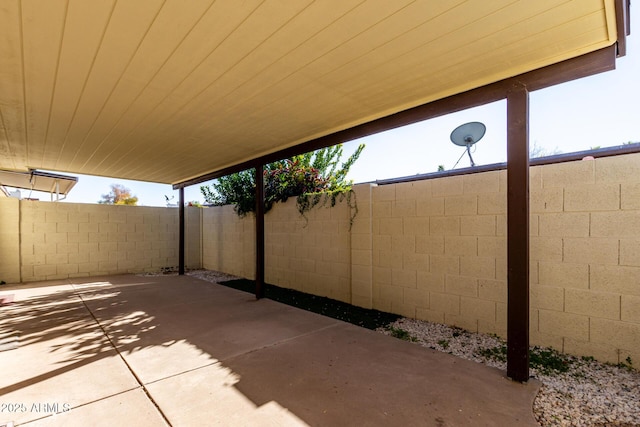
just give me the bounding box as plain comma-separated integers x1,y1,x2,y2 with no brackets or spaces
0,0,631,384
0,0,629,186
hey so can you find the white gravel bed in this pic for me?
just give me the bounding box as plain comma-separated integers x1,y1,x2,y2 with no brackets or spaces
185,269,241,283
137,268,240,283
379,318,640,427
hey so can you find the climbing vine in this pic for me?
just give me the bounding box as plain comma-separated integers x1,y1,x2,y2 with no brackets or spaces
200,144,364,224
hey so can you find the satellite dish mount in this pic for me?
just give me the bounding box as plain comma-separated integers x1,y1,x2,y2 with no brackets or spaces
450,122,486,168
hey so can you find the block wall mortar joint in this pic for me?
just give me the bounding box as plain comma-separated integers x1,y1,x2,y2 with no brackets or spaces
619,295,622,321
18,200,23,283
618,184,622,210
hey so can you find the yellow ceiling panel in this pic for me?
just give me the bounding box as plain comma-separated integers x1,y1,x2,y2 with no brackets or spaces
322,2,611,120
96,1,314,178
77,0,217,172
21,0,67,162
87,0,265,179
327,2,602,103
0,0,25,170
84,0,444,181
154,0,367,135
45,0,115,168
64,0,164,172
0,0,624,184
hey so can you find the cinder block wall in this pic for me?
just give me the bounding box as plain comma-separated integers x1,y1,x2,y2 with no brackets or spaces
350,184,374,308
2,153,638,364
0,198,21,283
15,201,182,282
185,206,202,269
369,172,504,332
532,154,640,364
200,153,640,365
202,205,255,279
265,197,351,303
366,154,640,365
201,199,352,302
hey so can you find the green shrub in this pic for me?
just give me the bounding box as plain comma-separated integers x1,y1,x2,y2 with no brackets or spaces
200,144,365,220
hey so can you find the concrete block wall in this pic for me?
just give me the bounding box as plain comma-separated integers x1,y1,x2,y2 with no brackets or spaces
185,206,202,270
350,184,374,308
201,205,255,279
368,154,640,365
530,154,640,365
369,172,505,331
197,153,640,364
0,198,21,284
265,197,352,303
201,198,352,302
2,152,638,364
4,201,184,282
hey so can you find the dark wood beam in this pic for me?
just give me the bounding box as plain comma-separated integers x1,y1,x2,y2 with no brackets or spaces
515,45,616,91
615,0,631,57
506,83,530,382
178,187,185,275
173,46,616,189
255,164,265,299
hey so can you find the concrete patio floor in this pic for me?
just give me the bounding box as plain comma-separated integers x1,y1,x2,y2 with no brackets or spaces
0,274,540,426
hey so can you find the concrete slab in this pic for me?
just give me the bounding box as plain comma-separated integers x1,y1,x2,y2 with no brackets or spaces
72,275,340,383
0,324,140,425
0,280,74,301
146,362,308,426
19,389,168,427
0,275,540,426
0,279,142,425
223,323,539,426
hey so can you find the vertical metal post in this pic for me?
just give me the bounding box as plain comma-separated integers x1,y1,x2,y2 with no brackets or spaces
255,164,265,299
179,186,185,275
506,83,530,382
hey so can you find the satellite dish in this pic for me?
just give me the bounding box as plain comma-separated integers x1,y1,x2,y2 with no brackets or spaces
450,122,486,167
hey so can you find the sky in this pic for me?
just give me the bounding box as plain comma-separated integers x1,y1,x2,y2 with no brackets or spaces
8,7,639,206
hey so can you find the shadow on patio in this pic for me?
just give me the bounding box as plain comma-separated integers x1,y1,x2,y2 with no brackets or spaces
1,274,539,426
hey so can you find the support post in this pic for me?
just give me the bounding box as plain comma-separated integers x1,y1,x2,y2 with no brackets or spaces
506,83,530,382
255,164,265,299
179,187,185,275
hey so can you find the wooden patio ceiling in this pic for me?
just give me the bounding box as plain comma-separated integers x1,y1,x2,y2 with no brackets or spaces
0,0,628,186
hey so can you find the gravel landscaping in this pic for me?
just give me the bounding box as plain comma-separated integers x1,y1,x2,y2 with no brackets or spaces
149,270,640,427
381,318,640,427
